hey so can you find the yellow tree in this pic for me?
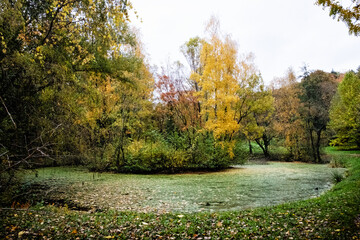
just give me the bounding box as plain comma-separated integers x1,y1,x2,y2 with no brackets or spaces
191,17,240,156
271,69,305,160
73,33,154,171
0,0,135,172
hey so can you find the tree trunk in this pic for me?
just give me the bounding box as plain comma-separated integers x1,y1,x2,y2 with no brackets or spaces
248,140,253,154
315,130,322,163
115,137,125,172
263,134,270,158
255,138,270,158
309,129,317,162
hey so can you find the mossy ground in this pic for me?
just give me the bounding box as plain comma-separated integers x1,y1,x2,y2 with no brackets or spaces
1,147,359,239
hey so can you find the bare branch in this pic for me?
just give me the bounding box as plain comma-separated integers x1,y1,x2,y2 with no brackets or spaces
0,96,16,128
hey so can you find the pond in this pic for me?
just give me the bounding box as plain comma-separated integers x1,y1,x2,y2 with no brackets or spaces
25,162,341,213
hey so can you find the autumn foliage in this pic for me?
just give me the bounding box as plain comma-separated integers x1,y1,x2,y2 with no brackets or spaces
0,6,358,189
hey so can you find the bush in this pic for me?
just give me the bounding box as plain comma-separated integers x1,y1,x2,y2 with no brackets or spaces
331,169,344,184
186,133,243,170
118,131,247,173
86,143,114,172
123,139,189,173
232,141,249,164
329,155,347,168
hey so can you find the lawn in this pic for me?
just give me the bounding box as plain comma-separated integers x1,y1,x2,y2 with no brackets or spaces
1,148,359,239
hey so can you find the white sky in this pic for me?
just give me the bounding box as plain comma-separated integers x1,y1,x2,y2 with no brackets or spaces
129,0,360,84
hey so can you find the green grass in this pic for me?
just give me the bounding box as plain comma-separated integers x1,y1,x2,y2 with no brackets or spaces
1,147,360,239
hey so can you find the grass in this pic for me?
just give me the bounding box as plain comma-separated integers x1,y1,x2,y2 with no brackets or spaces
331,169,345,184
1,147,360,239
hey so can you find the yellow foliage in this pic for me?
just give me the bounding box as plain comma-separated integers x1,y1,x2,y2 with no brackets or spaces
194,19,240,140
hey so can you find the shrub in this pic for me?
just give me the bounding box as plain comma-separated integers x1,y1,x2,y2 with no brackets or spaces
120,131,246,173
186,132,235,170
329,155,347,168
86,143,114,172
331,170,344,184
232,141,249,164
124,139,189,173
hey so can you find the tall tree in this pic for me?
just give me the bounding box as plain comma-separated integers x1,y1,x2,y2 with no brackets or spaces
234,54,274,155
155,62,200,132
181,37,203,92
329,71,360,148
191,17,240,156
0,0,139,187
272,69,305,160
252,88,275,158
299,70,338,162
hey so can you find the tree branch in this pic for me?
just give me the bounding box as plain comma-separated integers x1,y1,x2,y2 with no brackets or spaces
0,96,16,128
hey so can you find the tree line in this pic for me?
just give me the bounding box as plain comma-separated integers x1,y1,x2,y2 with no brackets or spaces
1,1,360,195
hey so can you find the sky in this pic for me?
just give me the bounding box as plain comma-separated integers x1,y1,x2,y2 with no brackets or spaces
129,0,360,84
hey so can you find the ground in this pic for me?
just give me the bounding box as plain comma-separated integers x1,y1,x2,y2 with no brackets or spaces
0,147,359,239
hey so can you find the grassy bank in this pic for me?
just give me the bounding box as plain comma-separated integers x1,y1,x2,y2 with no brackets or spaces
1,148,360,239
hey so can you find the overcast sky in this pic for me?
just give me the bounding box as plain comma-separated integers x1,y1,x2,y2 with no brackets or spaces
129,0,360,84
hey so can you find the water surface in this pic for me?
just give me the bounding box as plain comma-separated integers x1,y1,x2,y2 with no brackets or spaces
29,162,340,213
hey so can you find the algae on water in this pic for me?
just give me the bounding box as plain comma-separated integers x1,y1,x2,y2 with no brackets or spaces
24,162,342,213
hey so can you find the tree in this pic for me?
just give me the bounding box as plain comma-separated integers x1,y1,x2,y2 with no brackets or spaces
251,88,275,158
329,71,360,148
316,0,360,36
272,69,305,160
299,70,338,162
181,37,203,92
181,37,203,124
191,17,240,156
234,54,275,156
0,0,138,193
155,62,200,132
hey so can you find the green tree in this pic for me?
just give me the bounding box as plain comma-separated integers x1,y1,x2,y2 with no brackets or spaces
252,88,275,158
0,0,138,193
329,71,360,148
316,0,360,36
234,54,274,157
299,70,338,162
